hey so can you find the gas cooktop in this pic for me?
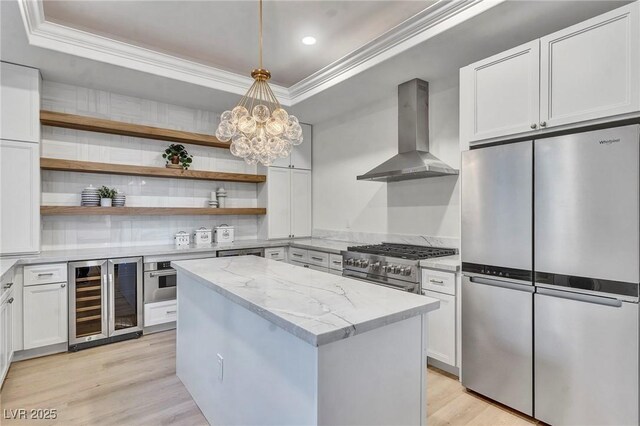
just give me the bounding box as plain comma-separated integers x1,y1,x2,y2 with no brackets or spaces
346,243,456,260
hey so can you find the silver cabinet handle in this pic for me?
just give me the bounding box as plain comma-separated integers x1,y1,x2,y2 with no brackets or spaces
332,261,341,264
166,310,177,314
530,123,537,129
270,252,279,256
61,283,66,288
38,273,54,277
3,282,13,289
8,297,14,304
429,279,444,284
311,256,323,261
540,121,547,127
293,253,303,257
149,270,177,278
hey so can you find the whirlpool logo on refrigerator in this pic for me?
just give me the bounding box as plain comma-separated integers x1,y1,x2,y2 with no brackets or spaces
599,138,620,145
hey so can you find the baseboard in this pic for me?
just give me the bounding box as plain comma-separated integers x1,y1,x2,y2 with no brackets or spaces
427,356,459,378
13,342,67,362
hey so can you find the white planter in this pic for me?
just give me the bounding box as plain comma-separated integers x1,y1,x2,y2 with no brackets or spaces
100,198,113,207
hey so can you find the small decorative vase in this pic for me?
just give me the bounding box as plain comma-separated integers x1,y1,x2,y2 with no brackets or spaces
100,198,113,207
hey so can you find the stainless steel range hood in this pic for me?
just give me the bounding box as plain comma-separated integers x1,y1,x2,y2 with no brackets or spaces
357,79,459,182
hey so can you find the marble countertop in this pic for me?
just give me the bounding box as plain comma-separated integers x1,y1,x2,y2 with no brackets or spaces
419,255,461,272
0,258,19,281
173,256,440,347
288,238,353,254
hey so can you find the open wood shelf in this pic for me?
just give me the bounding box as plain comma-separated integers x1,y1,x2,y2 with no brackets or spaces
77,285,101,292
76,305,101,313
77,295,102,302
40,110,230,149
41,158,266,183
41,206,267,216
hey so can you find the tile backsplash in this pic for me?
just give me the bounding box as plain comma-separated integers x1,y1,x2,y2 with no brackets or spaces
41,81,259,250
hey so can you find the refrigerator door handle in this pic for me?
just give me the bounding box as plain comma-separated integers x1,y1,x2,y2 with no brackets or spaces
467,274,534,293
537,287,623,307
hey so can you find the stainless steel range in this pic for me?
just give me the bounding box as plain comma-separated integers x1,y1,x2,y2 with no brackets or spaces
342,243,456,293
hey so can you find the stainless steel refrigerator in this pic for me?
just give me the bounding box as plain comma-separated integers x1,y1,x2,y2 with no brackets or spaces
461,124,640,424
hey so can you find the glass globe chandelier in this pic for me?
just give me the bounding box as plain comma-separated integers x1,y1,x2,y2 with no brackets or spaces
215,0,303,166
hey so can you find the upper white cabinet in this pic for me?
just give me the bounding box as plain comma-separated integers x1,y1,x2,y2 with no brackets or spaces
540,4,640,128
461,2,640,144
460,41,540,142
0,140,40,255
258,167,312,240
270,123,312,169
0,62,41,144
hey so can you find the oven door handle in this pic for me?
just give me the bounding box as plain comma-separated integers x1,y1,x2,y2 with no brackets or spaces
148,270,177,278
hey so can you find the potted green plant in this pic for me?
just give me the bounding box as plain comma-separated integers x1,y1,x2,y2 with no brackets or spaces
162,144,193,170
98,186,117,207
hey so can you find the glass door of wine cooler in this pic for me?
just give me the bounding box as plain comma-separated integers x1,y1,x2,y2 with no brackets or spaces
108,257,143,336
69,260,108,346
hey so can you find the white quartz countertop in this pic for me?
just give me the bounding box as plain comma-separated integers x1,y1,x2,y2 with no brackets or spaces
173,256,440,347
288,238,353,254
419,255,461,272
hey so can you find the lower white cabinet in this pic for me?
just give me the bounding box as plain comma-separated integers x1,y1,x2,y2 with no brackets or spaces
144,300,177,327
0,289,15,384
0,139,40,255
264,247,286,261
23,282,68,350
423,289,456,367
258,167,312,240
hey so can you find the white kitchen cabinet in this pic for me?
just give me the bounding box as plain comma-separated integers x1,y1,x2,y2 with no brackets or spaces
0,140,40,255
264,247,287,261
258,167,312,240
23,281,68,350
460,40,540,142
423,289,456,367
0,62,40,144
144,300,177,327
270,123,312,169
540,4,640,128
460,2,640,144
0,289,15,385
290,169,312,238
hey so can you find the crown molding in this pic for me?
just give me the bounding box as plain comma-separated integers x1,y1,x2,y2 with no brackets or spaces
18,0,501,107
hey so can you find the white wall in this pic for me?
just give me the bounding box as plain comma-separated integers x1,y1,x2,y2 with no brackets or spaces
312,75,460,244
40,81,259,250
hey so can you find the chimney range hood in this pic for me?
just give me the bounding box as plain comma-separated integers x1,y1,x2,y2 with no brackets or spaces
356,79,459,182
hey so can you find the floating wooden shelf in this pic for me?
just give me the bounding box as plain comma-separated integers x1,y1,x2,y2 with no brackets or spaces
41,206,267,216
41,158,266,183
40,110,230,149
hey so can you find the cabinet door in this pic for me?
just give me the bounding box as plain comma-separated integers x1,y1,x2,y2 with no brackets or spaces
291,124,312,170
23,282,68,349
540,3,639,128
267,167,292,239
290,169,311,238
423,290,456,367
0,297,6,382
0,140,40,255
0,63,40,143
108,258,142,336
461,40,540,142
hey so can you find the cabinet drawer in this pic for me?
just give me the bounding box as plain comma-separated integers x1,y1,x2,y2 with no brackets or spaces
24,263,67,286
144,300,177,327
265,247,286,261
422,269,456,296
289,247,308,263
307,250,329,268
329,254,343,270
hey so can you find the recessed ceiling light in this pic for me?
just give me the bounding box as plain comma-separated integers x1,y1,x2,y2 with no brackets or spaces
302,36,316,46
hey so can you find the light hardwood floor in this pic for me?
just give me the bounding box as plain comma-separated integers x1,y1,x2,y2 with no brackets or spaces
0,331,536,425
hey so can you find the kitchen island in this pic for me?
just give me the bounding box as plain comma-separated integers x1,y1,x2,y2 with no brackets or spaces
172,256,439,426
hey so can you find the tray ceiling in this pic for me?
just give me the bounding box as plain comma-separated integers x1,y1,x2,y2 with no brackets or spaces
42,0,434,87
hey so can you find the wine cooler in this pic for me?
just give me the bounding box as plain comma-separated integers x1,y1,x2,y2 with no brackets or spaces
68,257,143,351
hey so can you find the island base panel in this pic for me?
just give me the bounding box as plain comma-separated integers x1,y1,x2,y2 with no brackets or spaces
176,271,428,425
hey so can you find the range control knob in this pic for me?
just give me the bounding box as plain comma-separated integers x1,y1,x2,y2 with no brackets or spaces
354,259,361,267
383,265,391,273
371,261,381,270
401,268,411,276
346,258,354,266
360,260,369,268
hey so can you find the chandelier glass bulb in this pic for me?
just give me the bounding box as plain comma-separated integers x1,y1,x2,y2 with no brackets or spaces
214,0,303,167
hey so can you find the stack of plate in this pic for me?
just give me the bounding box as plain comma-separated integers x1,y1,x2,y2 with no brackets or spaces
208,199,218,208
81,185,100,206
113,193,126,207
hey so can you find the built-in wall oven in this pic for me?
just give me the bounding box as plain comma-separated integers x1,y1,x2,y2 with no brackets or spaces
144,260,176,303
